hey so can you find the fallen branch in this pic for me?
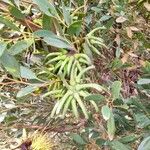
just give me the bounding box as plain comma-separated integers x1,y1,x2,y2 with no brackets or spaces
0,119,87,133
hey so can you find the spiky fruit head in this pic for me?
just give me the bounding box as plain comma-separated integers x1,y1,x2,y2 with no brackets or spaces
31,132,53,150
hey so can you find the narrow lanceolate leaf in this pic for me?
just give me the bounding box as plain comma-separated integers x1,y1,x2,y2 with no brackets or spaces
110,140,130,150
8,39,33,55
62,96,73,117
20,66,37,79
111,81,122,100
137,78,150,85
0,15,19,31
101,105,111,121
71,98,79,118
50,101,60,118
0,52,20,77
107,112,116,141
16,85,39,98
76,83,104,92
76,65,95,82
0,42,7,57
90,100,99,112
34,30,73,49
32,0,58,17
74,93,89,119
138,136,150,150
56,90,72,114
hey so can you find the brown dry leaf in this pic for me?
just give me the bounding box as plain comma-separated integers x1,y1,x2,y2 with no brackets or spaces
109,5,115,16
147,48,150,51
144,2,150,11
116,16,127,23
126,27,133,38
121,50,138,64
128,51,138,57
99,0,105,4
139,60,146,67
129,0,136,2
121,53,129,64
130,26,139,31
127,65,137,70
114,34,120,45
133,41,139,50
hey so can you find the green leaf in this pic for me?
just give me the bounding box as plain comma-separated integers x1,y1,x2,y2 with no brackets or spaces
34,30,56,37
5,115,18,124
9,6,25,20
128,98,148,114
91,7,101,13
85,94,105,102
119,134,139,144
8,39,33,55
111,81,122,100
134,113,150,128
138,136,150,150
142,61,150,74
32,0,58,17
96,138,106,147
0,42,7,57
67,20,82,35
62,1,72,25
9,0,20,7
16,85,39,98
110,140,130,150
83,40,93,59
110,58,123,70
116,47,121,58
100,15,112,21
137,78,150,85
20,66,37,79
0,15,19,31
71,133,86,145
101,105,111,120
34,30,73,49
0,51,20,77
107,112,116,140
43,37,72,49
42,14,52,30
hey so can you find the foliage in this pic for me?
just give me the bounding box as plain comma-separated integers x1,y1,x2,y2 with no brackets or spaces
0,0,150,149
